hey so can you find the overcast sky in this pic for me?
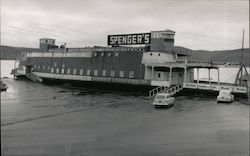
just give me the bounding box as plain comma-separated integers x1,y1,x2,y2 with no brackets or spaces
1,0,249,50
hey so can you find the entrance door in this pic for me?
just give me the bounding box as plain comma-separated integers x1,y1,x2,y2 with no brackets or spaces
178,73,183,83
155,71,165,81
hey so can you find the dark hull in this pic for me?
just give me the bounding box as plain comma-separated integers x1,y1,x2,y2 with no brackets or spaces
14,75,28,80
41,77,154,95
178,88,247,98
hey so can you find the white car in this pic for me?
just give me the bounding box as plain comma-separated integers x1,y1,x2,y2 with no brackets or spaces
153,93,175,108
217,90,234,103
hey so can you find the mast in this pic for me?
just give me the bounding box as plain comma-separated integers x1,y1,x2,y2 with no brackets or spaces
239,29,244,86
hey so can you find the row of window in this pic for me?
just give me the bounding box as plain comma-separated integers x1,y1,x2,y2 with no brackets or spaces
33,66,134,78
94,52,119,57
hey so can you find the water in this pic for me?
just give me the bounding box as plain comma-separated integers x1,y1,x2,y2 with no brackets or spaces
194,68,250,84
1,60,15,78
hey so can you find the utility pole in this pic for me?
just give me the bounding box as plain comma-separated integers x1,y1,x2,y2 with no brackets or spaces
239,29,244,86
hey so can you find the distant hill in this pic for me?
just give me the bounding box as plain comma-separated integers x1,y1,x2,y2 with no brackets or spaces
175,46,250,66
0,45,249,66
0,46,38,60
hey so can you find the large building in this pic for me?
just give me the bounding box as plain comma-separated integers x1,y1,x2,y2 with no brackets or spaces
12,29,248,95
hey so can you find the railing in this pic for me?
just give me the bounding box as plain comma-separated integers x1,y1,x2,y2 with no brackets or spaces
149,86,170,97
186,60,240,67
164,84,183,96
26,72,43,82
149,83,183,97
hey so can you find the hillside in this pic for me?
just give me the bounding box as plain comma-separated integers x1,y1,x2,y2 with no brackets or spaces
0,45,249,66
175,46,250,66
0,46,38,60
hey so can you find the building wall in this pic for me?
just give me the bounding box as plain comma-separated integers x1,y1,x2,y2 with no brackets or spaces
150,38,174,52
142,52,175,64
26,50,145,80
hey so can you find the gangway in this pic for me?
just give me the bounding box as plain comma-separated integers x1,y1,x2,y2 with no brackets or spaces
149,83,183,97
26,72,43,83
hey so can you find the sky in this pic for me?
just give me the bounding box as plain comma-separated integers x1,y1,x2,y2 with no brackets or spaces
1,0,249,50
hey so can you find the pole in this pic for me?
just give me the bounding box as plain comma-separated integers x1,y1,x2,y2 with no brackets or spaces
240,29,244,86
184,67,187,83
197,68,199,84
169,67,172,85
152,66,154,80
217,68,220,85
208,68,211,84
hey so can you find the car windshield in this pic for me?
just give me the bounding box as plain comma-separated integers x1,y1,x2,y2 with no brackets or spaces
156,95,165,99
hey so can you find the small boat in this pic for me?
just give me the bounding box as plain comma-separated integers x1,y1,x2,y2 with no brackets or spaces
0,81,8,91
153,93,175,108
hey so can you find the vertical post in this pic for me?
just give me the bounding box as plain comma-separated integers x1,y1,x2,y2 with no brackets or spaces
240,29,245,86
197,68,199,84
152,66,154,80
240,67,243,86
217,68,220,85
208,68,211,84
184,67,187,83
169,67,172,85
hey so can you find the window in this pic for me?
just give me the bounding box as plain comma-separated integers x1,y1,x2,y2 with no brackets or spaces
62,64,65,68
87,69,91,75
54,62,57,67
94,53,97,56
119,71,124,77
61,68,65,74
94,70,98,76
80,69,83,75
102,70,106,76
108,53,111,56
158,73,161,78
51,68,54,73
129,71,134,78
38,65,40,69
56,68,59,74
73,69,77,75
47,66,50,70
67,68,71,74
115,52,119,56
101,53,104,56
111,70,115,77
43,65,45,69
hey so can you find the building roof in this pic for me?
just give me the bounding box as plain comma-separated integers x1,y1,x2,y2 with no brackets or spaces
39,38,56,41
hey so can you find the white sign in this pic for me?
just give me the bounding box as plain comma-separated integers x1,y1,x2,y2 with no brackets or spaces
183,83,247,94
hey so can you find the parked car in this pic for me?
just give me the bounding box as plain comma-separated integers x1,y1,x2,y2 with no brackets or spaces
153,93,175,108
217,90,234,103
0,81,8,92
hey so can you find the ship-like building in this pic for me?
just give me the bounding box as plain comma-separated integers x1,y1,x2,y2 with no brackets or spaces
12,29,248,96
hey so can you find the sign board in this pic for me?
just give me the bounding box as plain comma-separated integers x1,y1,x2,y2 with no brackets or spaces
108,33,151,45
183,83,247,94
